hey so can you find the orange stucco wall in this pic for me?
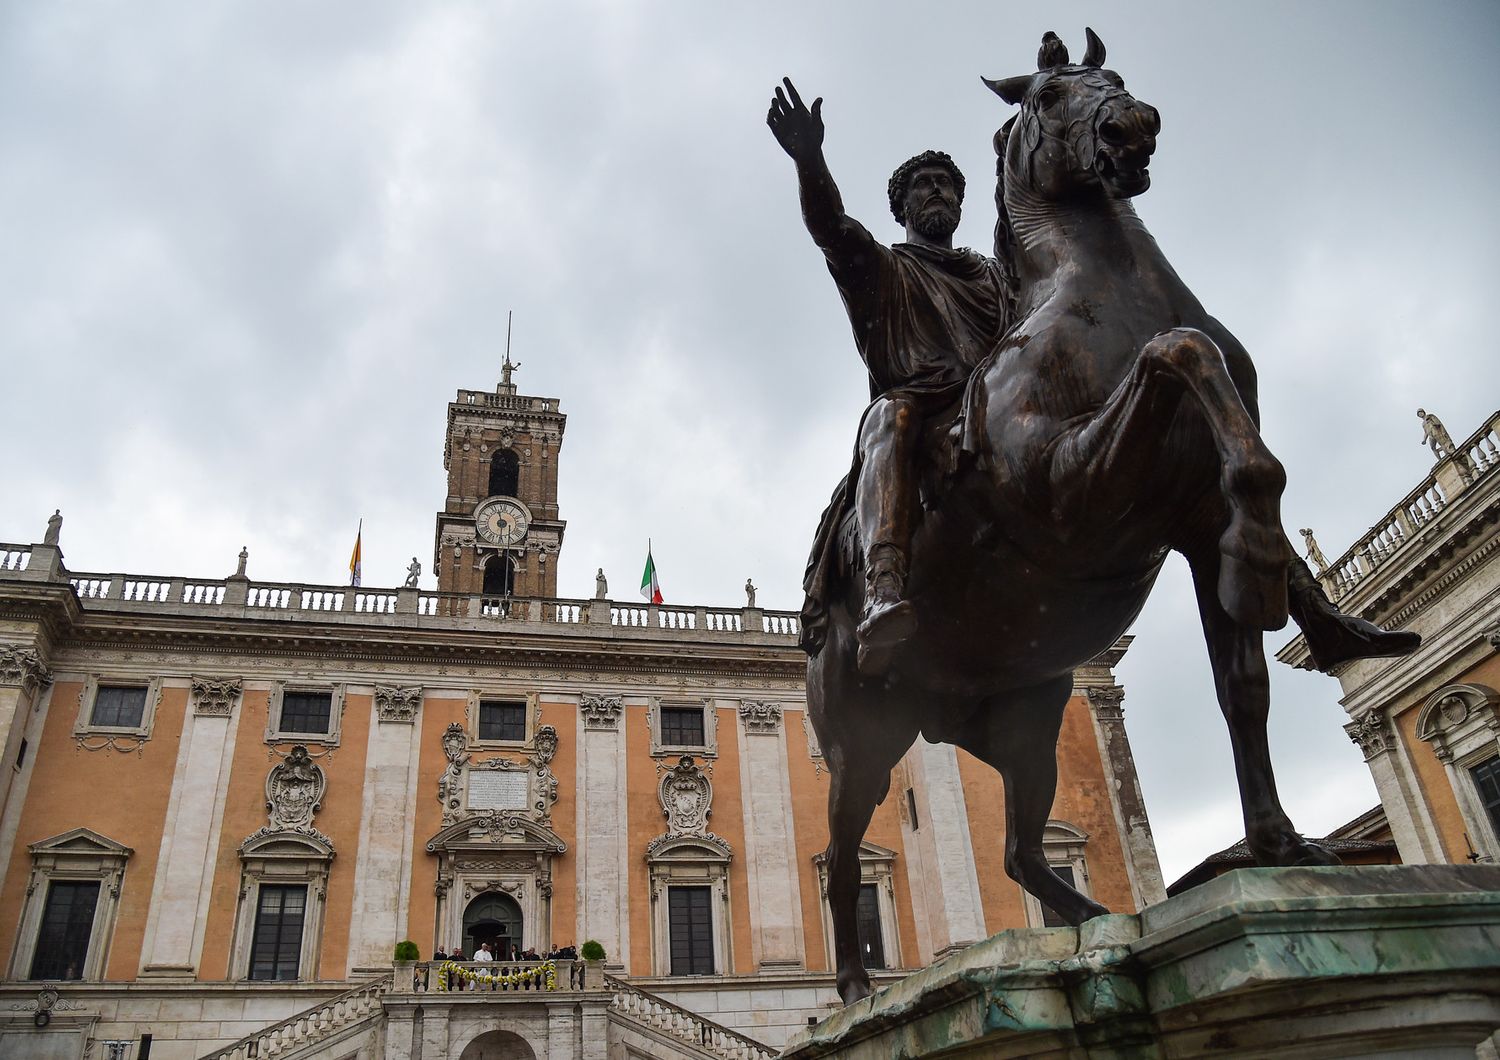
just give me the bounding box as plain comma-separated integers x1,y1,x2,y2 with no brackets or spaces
0,680,186,980
539,698,578,949
1395,652,1500,862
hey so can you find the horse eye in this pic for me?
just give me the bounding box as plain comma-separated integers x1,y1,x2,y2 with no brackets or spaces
1034,90,1058,109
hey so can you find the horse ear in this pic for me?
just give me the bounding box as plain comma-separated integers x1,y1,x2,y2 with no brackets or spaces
1083,27,1106,68
982,75,1032,105
1038,31,1070,69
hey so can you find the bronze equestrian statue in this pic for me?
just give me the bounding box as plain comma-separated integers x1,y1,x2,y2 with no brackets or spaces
768,28,1420,1006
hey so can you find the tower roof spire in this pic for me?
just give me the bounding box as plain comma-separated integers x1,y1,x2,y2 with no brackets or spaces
499,310,521,394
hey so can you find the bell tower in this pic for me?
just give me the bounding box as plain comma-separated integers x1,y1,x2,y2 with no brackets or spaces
434,353,565,598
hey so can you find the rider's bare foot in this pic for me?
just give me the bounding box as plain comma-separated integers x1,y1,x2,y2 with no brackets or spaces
856,574,916,675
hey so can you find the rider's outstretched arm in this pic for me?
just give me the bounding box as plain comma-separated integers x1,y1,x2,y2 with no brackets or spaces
767,78,874,261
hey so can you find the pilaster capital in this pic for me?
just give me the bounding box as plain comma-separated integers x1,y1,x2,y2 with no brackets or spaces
579,693,623,731
374,685,423,723
0,645,52,692
1084,685,1125,721
1344,710,1393,761
738,700,783,734
191,676,242,717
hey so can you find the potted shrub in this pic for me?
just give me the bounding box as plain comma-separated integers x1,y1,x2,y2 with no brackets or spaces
580,939,606,989
393,940,420,989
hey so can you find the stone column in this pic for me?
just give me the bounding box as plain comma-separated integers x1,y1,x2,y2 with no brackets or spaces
900,738,987,960
139,677,242,977
735,700,805,970
576,693,630,969
347,686,425,973
1346,710,1446,863
1084,686,1166,908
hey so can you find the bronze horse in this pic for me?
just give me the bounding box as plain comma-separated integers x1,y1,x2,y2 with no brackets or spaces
806,29,1345,1005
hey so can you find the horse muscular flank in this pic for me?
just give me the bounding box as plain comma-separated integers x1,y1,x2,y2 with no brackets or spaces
808,28,1341,1006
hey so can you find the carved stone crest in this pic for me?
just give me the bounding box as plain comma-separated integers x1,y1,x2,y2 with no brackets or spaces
374,685,423,723
191,677,241,717
1344,712,1392,761
739,700,783,734
243,745,332,847
660,755,713,836
580,693,623,731
0,646,52,693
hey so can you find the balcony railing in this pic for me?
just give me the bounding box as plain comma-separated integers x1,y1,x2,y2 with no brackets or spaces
1,553,800,642
1317,409,1500,603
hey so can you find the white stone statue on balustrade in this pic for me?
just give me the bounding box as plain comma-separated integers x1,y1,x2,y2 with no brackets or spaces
1298,528,1329,574
745,578,757,608
233,546,249,579
43,509,62,546
1417,408,1456,460
405,557,421,588
595,568,608,599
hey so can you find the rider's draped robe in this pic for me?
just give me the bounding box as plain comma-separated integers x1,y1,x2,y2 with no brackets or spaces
801,237,1009,652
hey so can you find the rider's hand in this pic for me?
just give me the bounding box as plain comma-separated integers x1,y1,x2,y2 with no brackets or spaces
767,77,824,161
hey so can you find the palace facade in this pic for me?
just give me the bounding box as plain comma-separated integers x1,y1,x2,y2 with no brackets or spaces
0,374,1164,1060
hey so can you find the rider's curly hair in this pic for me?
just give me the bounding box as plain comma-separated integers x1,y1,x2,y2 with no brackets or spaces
888,150,966,225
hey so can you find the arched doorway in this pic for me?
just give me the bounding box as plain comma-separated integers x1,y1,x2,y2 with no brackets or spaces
463,892,523,959
458,1029,536,1060
482,554,515,597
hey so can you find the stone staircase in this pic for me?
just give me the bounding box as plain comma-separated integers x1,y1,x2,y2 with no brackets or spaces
605,974,778,1060
193,969,776,1060
200,975,391,1060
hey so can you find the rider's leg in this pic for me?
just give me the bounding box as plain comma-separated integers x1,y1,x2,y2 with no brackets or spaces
1285,551,1420,671
855,395,919,668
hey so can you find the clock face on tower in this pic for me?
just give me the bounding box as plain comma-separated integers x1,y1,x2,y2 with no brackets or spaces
475,497,532,547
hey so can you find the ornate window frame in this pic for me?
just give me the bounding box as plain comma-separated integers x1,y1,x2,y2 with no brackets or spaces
466,689,540,750
9,828,133,981
1415,683,1500,861
72,675,162,741
648,697,718,758
230,832,334,981
647,835,734,976
266,683,346,746
812,841,901,970
1021,820,1092,928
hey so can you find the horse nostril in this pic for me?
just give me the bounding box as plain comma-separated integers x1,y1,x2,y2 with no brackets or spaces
1099,119,1125,145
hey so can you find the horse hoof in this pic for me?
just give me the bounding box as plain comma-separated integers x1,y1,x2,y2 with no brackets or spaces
1291,839,1342,867
837,974,874,1006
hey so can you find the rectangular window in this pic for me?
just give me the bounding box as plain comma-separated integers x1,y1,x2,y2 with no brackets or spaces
91,686,147,729
478,700,527,742
30,880,100,980
667,886,714,976
905,787,919,830
1040,865,1077,928
1472,757,1500,840
279,693,333,735
249,884,307,981
660,706,706,748
856,883,886,970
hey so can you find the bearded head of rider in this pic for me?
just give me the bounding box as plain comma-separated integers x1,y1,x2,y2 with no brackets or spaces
888,151,964,243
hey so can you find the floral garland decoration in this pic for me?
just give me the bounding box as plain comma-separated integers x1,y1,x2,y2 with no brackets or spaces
437,960,558,991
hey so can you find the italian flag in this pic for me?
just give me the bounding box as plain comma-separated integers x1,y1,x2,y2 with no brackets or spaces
639,544,663,604
349,520,363,588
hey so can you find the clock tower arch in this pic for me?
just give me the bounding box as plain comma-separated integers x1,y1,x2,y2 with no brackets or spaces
433,363,565,598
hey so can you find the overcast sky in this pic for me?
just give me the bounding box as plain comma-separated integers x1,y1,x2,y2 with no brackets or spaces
4,2,1497,885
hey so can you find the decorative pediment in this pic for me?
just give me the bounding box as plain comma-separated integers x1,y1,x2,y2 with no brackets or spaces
239,829,334,861
426,813,566,856
1415,683,1499,764
811,839,896,868
29,828,133,859
646,833,733,862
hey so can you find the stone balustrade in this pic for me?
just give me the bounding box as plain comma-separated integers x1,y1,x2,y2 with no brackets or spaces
1,554,801,643
401,958,585,993
1319,408,1500,603
200,974,391,1060
605,973,778,1060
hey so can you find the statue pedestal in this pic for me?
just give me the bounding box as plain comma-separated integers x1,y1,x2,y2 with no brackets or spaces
781,865,1500,1059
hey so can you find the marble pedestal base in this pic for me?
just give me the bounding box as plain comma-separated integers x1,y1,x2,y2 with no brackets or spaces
781,865,1500,1059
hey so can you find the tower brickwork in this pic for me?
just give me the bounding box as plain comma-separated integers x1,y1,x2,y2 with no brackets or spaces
433,374,566,598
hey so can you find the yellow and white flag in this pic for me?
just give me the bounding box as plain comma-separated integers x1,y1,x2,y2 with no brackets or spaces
349,520,362,587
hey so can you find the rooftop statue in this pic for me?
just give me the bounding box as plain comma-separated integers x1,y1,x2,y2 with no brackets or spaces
1417,407,1456,460
770,28,1421,1005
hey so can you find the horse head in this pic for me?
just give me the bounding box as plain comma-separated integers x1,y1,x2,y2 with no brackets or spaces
984,28,1159,202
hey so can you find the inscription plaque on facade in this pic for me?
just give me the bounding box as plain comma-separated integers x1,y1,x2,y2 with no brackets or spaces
468,770,529,811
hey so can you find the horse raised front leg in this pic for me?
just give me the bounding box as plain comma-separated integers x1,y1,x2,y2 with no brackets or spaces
953,676,1109,927
1051,326,1290,630
1188,548,1340,867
